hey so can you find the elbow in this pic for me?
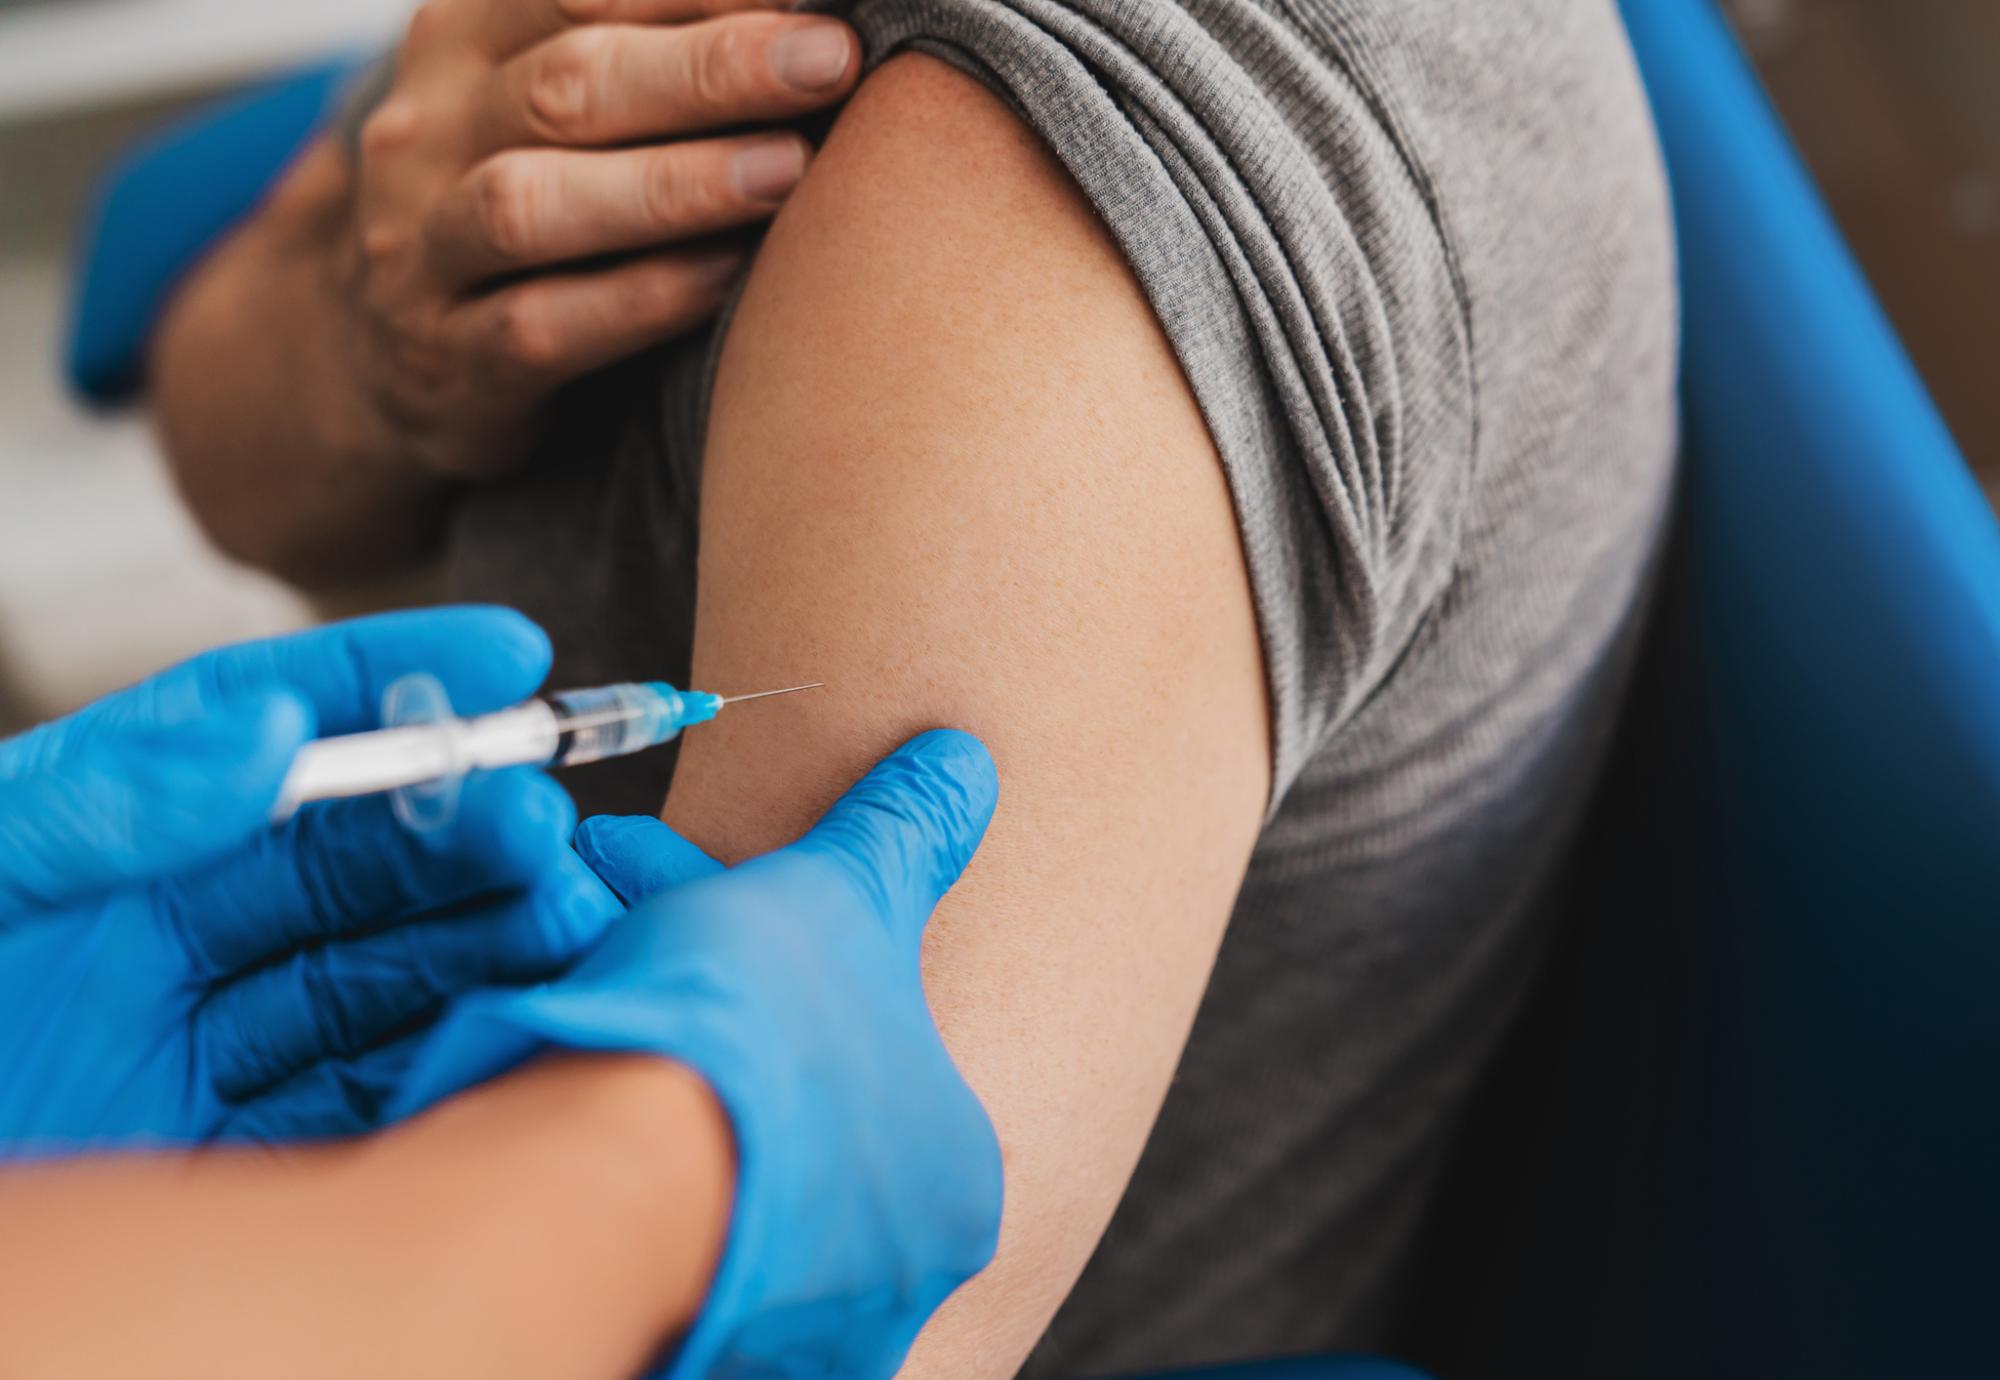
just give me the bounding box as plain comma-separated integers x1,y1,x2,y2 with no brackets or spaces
156,421,450,594
175,481,321,588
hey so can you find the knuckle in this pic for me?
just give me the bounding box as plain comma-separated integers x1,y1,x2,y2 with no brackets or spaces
297,952,359,1056
357,99,424,165
356,216,412,274
380,306,454,388
630,258,707,324
807,821,901,920
523,31,607,141
643,153,712,228
691,22,758,110
492,294,564,373
471,159,544,260
402,0,451,50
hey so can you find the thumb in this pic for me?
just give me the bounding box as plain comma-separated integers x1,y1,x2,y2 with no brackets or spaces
573,814,723,906
0,689,311,917
789,729,999,945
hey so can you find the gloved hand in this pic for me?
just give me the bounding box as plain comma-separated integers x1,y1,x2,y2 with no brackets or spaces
393,730,1005,1380
0,607,622,1156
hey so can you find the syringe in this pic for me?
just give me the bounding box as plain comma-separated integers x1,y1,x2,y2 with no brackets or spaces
273,677,821,828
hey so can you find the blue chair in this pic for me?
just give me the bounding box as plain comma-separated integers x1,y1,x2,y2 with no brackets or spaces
1399,2,2000,1376
66,58,367,405
63,1,2000,1374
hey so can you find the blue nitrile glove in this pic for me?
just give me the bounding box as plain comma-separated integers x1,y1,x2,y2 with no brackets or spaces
0,607,623,1156
392,730,1006,1380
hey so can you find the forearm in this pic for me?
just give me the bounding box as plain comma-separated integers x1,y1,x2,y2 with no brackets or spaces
150,138,457,589
0,1056,732,1380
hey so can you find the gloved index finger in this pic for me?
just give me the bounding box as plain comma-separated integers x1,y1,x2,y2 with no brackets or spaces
159,767,575,974
201,851,619,1106
131,606,552,738
785,729,999,947
0,691,310,918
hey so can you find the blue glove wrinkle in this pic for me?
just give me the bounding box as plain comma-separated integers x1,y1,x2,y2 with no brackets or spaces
216,1028,429,1145
790,730,1000,943
155,768,571,980
572,814,726,905
193,785,612,1107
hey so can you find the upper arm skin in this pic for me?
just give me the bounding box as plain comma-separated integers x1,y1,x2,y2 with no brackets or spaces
665,53,1270,1374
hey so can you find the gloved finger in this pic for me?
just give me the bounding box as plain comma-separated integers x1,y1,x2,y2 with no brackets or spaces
0,690,310,918
572,813,722,906
58,607,552,746
211,1031,426,1145
201,852,622,1103
785,729,999,947
160,767,575,975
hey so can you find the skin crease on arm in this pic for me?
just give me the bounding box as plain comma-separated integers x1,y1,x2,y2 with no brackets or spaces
668,52,1272,1376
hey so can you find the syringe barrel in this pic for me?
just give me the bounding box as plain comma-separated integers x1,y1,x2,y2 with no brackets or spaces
273,702,560,817
270,682,706,822
544,683,685,766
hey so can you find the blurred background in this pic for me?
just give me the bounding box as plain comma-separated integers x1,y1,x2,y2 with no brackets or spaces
0,0,1995,732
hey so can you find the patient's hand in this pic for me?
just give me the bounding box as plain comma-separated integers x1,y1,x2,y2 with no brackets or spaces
340,0,860,479
153,0,861,587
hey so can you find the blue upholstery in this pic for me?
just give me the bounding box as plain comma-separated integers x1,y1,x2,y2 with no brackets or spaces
65,59,365,405
1401,2,2000,1376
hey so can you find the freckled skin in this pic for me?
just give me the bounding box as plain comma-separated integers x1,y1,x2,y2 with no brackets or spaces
668,53,1272,1379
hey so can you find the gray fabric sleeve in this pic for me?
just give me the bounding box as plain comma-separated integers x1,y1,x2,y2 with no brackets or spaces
812,0,1478,809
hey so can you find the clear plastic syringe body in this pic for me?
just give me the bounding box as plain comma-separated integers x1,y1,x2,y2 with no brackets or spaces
273,681,723,821
540,682,722,766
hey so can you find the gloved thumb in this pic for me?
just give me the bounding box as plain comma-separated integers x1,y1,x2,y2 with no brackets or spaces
572,814,723,906
0,688,311,917
790,729,999,946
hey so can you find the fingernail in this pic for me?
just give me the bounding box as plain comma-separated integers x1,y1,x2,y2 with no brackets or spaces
732,138,808,203
771,23,853,92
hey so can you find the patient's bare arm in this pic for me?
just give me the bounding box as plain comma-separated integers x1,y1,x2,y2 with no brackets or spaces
665,53,1271,1375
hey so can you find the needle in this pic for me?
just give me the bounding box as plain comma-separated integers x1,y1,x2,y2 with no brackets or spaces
719,682,825,706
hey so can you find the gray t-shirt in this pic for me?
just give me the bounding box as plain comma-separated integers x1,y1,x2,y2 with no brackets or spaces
436,0,1678,1369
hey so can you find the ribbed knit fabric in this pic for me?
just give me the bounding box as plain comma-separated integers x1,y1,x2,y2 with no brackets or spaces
430,0,1678,1369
